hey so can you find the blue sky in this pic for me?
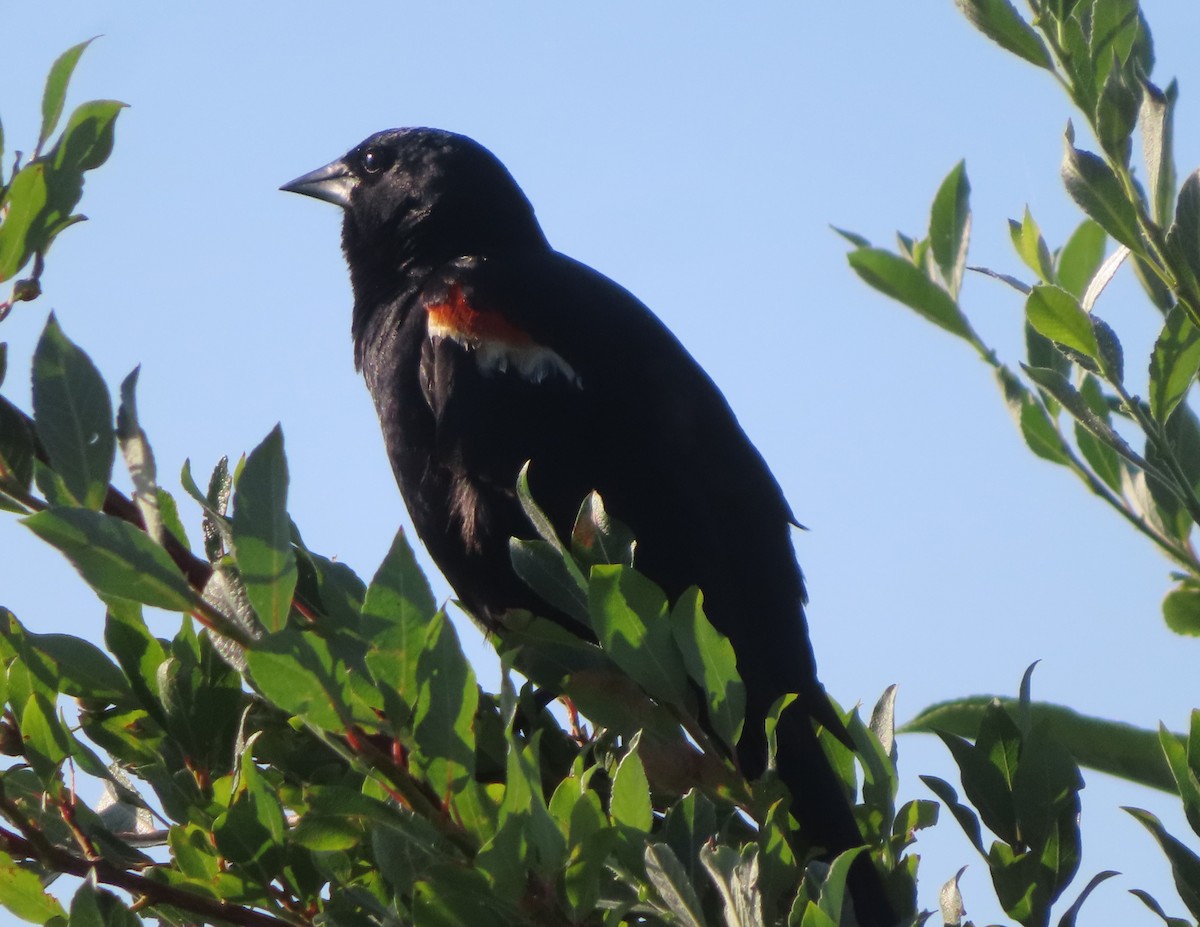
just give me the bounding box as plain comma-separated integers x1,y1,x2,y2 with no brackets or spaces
2,2,1199,923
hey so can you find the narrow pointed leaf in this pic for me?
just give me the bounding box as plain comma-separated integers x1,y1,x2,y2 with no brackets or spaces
670,587,744,749
1062,137,1144,253
38,38,95,150
645,843,707,927
231,425,295,631
848,247,976,342
1141,79,1178,227
930,161,971,295
1150,307,1200,422
1023,365,1145,468
24,507,194,611
1010,207,1054,283
954,0,1054,69
0,164,49,281
1126,808,1200,920
1056,219,1107,298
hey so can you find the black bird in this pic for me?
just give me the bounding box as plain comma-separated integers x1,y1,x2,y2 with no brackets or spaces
283,129,893,926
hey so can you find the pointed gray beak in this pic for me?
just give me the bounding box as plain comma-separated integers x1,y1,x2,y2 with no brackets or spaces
280,158,357,208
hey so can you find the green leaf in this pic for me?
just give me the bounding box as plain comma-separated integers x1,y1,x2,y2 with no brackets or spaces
212,750,287,879
997,368,1070,465
847,247,977,343
0,164,49,282
509,537,589,626
361,527,437,710
1025,284,1101,363
1011,724,1083,852
23,507,194,611
588,564,689,711
38,39,95,151
66,881,139,927
1146,404,1200,542
1061,132,1144,253
245,629,349,730
231,424,296,631
104,601,168,715
157,627,247,772
0,849,65,924
1127,807,1200,921
1009,207,1054,283
906,696,1177,792
0,395,36,497
1056,219,1107,299
954,0,1054,69
1150,307,1200,423
571,491,636,569
50,100,125,174
1089,0,1144,73
670,587,744,750
830,226,870,248
1168,171,1200,310
1096,53,1140,165
937,728,1018,846
1023,365,1145,468
21,692,73,781
1159,718,1200,836
30,100,125,260
700,843,762,927
645,843,708,927
1162,583,1200,636
1058,870,1119,927
21,632,128,703
412,866,521,927
1075,420,1125,494
413,612,478,790
610,735,653,831
370,805,462,898
929,161,971,296
1141,78,1178,227
1130,889,1193,927
31,314,114,508
814,845,866,926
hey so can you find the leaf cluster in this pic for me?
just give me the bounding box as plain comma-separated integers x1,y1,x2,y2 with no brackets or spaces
0,39,124,319
0,304,930,927
844,0,1200,922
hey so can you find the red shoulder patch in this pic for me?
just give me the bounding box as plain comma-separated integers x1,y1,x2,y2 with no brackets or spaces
426,285,535,348
425,285,580,386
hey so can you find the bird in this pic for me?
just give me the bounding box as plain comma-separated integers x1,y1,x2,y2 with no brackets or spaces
282,128,894,926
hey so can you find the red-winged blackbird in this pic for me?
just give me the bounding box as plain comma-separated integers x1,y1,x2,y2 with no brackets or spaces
283,128,893,926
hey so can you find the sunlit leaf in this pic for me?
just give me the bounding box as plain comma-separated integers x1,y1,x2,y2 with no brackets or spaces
231,425,295,632
31,314,113,508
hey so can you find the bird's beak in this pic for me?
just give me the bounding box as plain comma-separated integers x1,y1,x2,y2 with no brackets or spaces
280,158,356,208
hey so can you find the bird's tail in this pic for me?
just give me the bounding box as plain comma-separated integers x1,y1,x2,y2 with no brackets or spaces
774,703,896,927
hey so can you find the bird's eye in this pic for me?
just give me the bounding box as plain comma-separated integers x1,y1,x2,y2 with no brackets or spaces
360,146,393,175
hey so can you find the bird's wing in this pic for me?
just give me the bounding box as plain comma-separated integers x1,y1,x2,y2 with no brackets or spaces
414,250,824,710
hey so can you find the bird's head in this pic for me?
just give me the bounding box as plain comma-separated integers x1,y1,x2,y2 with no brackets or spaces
282,128,548,282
